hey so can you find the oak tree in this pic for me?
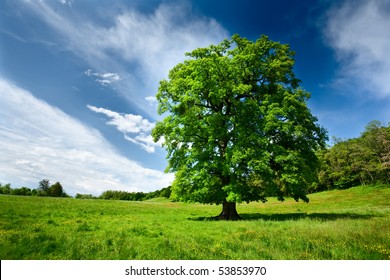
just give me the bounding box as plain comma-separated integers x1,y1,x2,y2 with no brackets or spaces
152,34,327,220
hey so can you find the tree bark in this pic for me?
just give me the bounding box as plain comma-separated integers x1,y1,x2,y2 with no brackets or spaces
216,201,241,220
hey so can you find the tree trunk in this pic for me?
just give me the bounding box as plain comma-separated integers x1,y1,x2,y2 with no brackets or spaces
216,201,241,220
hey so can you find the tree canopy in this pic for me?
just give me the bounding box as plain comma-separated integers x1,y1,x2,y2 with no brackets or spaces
317,121,390,191
153,34,327,219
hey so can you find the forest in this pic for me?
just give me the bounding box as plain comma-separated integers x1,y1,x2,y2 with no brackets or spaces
313,120,390,192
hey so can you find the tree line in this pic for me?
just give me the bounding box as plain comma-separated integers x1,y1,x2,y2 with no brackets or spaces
313,121,390,192
0,179,69,197
95,186,172,201
1,121,388,201
0,179,171,201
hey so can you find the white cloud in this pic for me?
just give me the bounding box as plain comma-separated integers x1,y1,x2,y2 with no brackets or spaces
87,105,162,153
85,69,121,86
58,0,72,6
145,96,158,108
87,105,154,134
0,79,173,195
124,134,161,154
102,4,229,85
19,1,229,115
324,0,390,99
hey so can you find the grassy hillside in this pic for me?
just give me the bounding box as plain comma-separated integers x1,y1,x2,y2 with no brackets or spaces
0,185,389,259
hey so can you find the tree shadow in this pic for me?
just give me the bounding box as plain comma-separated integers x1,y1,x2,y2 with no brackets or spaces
189,212,375,222
240,212,375,221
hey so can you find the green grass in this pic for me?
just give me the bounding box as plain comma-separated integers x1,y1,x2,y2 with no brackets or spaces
0,185,389,260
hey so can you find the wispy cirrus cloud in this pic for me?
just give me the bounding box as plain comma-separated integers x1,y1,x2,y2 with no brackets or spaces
18,0,229,115
324,0,390,99
87,105,162,153
58,0,72,6
84,69,121,86
0,79,173,195
145,96,158,108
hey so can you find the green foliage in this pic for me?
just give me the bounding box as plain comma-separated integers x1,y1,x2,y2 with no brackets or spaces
10,187,33,196
98,186,172,201
153,34,327,205
38,179,50,193
0,181,170,201
47,182,65,197
99,190,146,201
317,121,390,191
75,193,97,199
0,183,12,195
145,186,172,200
0,185,389,260
0,183,35,196
0,180,69,198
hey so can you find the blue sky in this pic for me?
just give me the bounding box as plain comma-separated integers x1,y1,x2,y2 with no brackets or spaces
1,0,389,196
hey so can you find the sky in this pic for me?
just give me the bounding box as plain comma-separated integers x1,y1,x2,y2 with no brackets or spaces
1,0,389,196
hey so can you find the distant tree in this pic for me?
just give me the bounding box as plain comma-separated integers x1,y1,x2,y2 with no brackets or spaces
99,190,146,201
0,183,12,195
48,182,64,197
98,189,176,201
361,121,390,182
153,34,327,220
31,189,38,196
133,192,146,201
318,121,390,190
10,187,32,196
75,193,97,199
159,186,172,198
38,179,50,196
100,190,114,200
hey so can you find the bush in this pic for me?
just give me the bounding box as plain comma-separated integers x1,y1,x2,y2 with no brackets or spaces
75,193,97,199
0,183,12,195
10,187,32,196
48,182,64,197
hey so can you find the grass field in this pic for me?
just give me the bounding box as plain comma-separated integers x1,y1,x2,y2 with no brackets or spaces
0,185,389,260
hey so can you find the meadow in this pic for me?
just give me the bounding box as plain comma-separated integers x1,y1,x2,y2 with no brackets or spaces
0,185,389,260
